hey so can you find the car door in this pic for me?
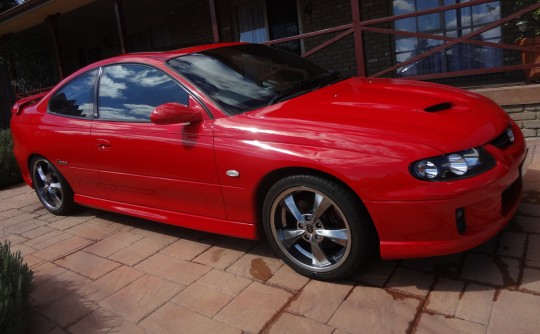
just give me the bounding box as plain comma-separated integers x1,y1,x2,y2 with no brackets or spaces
91,63,226,219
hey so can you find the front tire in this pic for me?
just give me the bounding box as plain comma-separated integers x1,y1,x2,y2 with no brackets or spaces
30,157,75,215
262,175,373,280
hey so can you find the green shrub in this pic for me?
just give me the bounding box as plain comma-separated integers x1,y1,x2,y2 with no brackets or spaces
0,129,22,188
0,241,33,334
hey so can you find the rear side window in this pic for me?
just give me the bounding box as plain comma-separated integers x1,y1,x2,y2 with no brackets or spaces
49,69,97,118
97,64,189,122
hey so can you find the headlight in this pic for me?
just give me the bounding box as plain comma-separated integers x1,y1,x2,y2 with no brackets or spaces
410,148,496,181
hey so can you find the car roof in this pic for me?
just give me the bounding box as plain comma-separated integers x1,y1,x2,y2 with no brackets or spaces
114,42,245,61
49,41,248,96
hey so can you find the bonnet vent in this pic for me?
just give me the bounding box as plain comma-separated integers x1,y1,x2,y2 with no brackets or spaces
424,102,453,113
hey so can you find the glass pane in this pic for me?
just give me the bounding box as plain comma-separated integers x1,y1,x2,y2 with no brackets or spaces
472,2,500,26
98,65,188,122
236,1,268,43
395,17,417,32
393,0,415,14
395,38,418,55
418,13,441,31
417,0,440,31
480,26,502,42
460,6,472,27
267,0,301,54
445,9,457,29
49,70,97,118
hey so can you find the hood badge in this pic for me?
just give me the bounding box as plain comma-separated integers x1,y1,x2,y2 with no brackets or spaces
226,170,240,178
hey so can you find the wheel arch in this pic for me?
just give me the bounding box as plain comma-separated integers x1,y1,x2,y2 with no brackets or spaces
25,153,46,188
255,167,378,238
27,154,73,190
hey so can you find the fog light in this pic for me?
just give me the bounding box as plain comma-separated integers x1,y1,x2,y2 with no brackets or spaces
456,208,466,235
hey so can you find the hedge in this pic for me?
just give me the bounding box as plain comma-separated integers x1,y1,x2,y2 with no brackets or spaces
0,129,22,188
0,241,33,334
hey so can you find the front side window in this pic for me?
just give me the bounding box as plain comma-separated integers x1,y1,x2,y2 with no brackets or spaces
49,69,97,118
394,0,503,77
98,64,188,122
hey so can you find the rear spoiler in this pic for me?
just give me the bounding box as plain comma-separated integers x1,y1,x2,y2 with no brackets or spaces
11,92,49,115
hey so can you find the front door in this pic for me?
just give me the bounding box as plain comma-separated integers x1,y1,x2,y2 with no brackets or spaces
92,63,225,219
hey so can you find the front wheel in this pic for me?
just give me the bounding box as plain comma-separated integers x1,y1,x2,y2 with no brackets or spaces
30,157,76,215
262,175,373,280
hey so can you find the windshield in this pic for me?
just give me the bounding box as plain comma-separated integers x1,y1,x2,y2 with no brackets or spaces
168,44,334,115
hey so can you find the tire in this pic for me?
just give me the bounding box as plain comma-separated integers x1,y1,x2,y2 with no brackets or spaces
30,157,76,215
262,175,373,280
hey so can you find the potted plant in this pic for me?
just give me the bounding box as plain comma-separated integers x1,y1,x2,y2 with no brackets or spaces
515,0,540,82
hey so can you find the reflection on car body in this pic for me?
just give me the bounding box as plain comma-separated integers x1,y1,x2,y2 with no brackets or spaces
10,43,526,280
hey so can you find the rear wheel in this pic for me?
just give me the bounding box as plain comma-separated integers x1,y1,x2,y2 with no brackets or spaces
30,157,75,215
262,175,372,280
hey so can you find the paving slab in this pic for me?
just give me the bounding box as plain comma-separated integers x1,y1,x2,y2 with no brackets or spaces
215,281,291,333
327,285,421,334
488,290,540,334
287,279,354,323
416,313,486,334
2,141,540,333
99,274,184,322
425,278,464,316
268,312,334,334
141,302,242,334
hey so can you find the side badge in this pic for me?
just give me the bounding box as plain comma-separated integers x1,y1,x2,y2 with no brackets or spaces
226,170,240,178
57,160,68,166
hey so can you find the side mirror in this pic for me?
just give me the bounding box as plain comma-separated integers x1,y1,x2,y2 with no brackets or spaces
150,102,203,125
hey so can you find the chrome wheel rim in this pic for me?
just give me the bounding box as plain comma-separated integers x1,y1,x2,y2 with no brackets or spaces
33,159,64,211
270,186,352,273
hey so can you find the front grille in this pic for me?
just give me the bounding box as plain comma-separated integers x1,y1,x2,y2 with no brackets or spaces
490,127,514,149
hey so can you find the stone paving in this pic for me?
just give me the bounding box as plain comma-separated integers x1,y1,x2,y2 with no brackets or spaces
1,141,540,334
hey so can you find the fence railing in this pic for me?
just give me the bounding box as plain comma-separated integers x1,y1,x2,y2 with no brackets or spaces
265,0,540,81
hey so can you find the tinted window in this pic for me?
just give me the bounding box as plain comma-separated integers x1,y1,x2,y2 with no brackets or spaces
98,64,188,122
168,44,333,115
49,69,97,118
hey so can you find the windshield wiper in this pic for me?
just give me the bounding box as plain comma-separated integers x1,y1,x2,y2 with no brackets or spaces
268,71,341,106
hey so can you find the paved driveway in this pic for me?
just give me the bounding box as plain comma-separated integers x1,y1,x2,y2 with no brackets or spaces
1,143,540,334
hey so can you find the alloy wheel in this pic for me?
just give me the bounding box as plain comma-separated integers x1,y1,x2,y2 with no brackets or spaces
269,186,352,273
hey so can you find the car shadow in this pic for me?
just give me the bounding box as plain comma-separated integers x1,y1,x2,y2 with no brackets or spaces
26,274,122,333
82,199,536,296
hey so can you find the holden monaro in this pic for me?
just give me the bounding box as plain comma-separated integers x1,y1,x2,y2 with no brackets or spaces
10,43,526,279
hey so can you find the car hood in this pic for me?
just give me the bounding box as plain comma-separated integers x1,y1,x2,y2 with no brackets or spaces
241,77,510,154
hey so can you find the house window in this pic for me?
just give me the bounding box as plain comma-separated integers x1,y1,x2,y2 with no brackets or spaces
235,0,301,54
393,0,503,77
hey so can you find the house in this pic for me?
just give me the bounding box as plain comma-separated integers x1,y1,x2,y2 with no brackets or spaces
1,0,539,131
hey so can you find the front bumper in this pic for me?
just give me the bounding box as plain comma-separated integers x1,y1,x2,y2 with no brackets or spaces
366,130,526,260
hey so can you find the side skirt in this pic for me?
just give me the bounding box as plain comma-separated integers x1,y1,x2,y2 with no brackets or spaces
74,194,259,240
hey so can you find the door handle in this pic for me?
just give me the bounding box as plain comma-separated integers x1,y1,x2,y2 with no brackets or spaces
96,139,111,151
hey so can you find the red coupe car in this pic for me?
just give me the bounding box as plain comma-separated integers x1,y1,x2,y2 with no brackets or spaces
10,43,526,280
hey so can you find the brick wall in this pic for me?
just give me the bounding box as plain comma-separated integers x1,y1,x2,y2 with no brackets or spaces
360,1,392,77
167,1,213,48
472,86,540,139
504,104,540,138
298,0,391,77
299,0,357,76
